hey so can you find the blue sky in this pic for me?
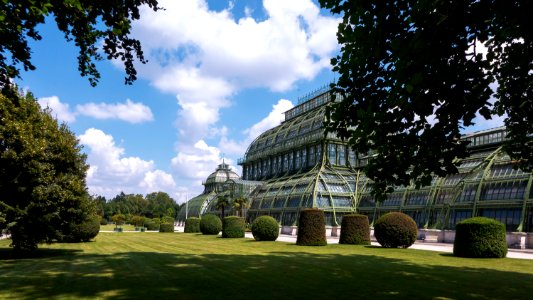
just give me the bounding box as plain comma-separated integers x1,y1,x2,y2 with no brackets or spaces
15,0,503,203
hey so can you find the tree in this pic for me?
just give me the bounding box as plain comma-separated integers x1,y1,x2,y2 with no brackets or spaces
112,214,126,228
0,0,161,90
215,195,230,218
232,197,249,217
145,192,177,218
320,0,533,200
0,90,95,250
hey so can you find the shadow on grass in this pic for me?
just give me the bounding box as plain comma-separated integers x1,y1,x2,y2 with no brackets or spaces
0,248,82,260
1,245,532,300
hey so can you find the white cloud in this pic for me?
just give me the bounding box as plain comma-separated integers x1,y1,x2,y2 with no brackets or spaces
219,98,294,156
171,140,224,180
76,99,153,124
79,128,177,198
38,96,76,123
38,96,153,124
123,0,339,198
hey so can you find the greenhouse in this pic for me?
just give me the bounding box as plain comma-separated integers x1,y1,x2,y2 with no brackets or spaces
237,87,533,232
180,86,533,236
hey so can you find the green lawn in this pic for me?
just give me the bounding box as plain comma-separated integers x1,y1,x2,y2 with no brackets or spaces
1,233,532,299
99,224,137,231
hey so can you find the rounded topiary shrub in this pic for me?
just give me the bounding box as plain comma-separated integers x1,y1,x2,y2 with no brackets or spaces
296,209,327,246
222,216,245,238
374,212,417,248
453,217,507,258
251,216,279,241
63,215,101,242
159,222,174,233
100,217,108,225
339,214,370,245
184,217,201,233
200,214,222,235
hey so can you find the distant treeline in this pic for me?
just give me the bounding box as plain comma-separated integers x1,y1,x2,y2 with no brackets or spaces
92,191,183,221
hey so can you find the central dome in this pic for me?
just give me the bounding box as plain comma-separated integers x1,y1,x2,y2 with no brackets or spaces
203,161,239,193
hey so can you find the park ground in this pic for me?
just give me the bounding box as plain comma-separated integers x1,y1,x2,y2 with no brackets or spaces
2,231,533,299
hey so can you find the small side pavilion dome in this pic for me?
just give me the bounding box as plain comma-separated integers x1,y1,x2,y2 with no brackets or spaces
203,161,240,193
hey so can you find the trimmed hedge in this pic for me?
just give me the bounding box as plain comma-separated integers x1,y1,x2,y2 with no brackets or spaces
184,217,201,233
222,216,245,238
296,209,327,246
144,218,160,231
159,223,174,232
200,214,222,235
453,217,507,258
251,216,279,241
100,218,108,225
339,214,370,245
374,212,417,248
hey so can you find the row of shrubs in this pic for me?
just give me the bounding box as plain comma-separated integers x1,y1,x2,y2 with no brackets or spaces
184,214,280,241
183,209,507,258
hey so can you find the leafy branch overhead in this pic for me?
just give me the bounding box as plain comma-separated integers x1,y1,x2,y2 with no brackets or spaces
0,0,161,88
320,0,533,200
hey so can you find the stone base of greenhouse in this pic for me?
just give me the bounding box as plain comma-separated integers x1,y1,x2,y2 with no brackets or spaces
278,226,532,249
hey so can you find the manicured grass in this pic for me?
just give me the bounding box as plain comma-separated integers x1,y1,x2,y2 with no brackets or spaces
1,233,533,299
99,224,136,231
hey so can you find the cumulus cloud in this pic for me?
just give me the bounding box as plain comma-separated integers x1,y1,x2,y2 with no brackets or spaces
38,96,76,123
118,0,339,197
79,128,177,198
171,140,225,181
76,99,153,124
219,98,294,156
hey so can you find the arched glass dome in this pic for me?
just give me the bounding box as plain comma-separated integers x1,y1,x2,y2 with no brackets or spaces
203,162,240,193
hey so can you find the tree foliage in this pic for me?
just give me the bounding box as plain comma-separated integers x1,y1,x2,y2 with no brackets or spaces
215,195,230,218
0,0,161,89
320,0,533,200
0,90,95,250
232,197,249,217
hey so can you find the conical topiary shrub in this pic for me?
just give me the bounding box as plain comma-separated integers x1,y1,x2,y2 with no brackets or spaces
339,214,370,245
296,209,327,246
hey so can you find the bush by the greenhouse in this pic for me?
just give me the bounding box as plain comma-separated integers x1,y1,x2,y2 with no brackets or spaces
200,214,222,235
63,215,100,242
453,217,507,258
159,223,174,233
144,218,160,231
222,216,245,238
296,209,327,246
374,212,417,248
251,216,279,241
162,216,175,224
339,214,370,245
184,217,201,233
100,218,108,226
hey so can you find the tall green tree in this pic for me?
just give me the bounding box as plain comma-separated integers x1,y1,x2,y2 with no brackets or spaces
232,197,249,217
0,0,161,90
320,0,533,200
145,191,177,218
215,195,230,218
0,90,94,250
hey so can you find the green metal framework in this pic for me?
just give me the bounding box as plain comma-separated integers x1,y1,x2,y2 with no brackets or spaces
237,90,533,231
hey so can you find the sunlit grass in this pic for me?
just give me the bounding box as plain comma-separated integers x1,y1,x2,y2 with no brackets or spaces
99,224,136,231
1,233,532,299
